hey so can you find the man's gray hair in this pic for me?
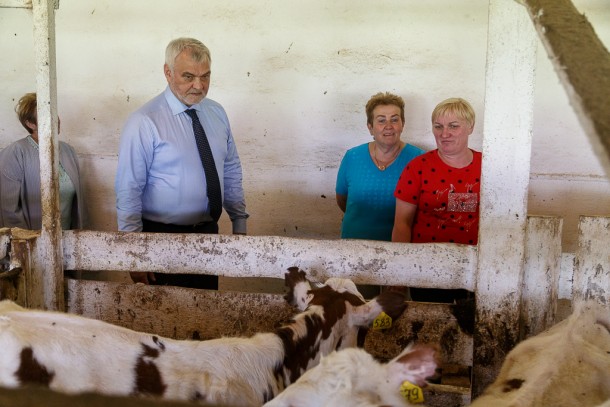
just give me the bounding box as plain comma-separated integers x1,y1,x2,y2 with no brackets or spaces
165,37,211,71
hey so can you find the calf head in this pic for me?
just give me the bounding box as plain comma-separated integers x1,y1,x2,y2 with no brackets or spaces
278,267,407,386
265,343,439,407
471,301,610,407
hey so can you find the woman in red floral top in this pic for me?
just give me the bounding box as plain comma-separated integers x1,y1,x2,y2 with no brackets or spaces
392,98,480,302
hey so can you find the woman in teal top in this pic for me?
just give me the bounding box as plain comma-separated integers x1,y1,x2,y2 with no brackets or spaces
336,92,424,241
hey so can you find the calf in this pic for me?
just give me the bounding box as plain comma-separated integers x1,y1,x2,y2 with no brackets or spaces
0,267,406,406
471,301,610,407
265,343,439,407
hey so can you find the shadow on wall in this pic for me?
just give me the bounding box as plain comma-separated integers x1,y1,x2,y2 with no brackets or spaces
221,188,343,239
81,183,344,240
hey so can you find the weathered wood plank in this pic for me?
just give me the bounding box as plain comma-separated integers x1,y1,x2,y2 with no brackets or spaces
0,229,15,301
66,279,295,340
559,253,575,300
521,0,610,178
62,230,478,290
0,228,9,259
9,229,42,308
521,216,562,338
573,216,610,307
1,240,28,305
0,229,40,306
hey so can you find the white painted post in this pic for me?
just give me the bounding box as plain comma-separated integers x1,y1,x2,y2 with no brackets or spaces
521,216,563,339
573,216,610,307
32,0,63,310
473,0,537,396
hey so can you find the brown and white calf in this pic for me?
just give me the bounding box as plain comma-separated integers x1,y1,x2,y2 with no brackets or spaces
471,301,610,407
0,267,407,406
264,343,439,407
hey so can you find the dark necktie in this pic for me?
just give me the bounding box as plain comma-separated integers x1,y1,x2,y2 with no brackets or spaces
185,109,222,222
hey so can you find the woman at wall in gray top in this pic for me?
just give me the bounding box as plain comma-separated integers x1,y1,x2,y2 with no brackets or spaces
0,92,86,230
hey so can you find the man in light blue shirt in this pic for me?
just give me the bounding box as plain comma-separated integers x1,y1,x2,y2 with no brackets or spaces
115,37,248,288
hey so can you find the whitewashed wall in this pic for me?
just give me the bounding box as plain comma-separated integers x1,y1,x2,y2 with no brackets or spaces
0,0,608,252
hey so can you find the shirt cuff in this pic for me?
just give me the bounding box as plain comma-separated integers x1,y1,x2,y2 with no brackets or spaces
231,217,247,234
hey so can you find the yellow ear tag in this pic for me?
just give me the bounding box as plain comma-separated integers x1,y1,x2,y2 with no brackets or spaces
372,311,392,330
400,380,424,403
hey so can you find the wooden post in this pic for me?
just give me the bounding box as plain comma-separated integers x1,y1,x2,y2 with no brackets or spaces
0,228,9,260
573,216,610,307
520,216,563,339
0,228,15,300
7,237,33,306
0,229,39,306
32,0,63,310
473,0,537,396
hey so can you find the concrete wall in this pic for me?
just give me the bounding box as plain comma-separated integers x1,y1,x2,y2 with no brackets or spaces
1,0,608,252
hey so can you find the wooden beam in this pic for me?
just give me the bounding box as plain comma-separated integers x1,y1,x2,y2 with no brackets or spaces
61,230,478,290
520,0,610,177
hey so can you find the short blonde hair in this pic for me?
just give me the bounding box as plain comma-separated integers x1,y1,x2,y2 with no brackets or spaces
15,92,37,134
431,98,475,128
365,92,405,126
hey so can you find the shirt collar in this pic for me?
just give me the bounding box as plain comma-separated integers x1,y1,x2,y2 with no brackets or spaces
163,86,204,116
26,135,39,150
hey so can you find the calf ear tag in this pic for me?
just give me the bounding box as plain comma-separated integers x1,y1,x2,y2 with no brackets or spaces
400,380,424,403
372,311,392,330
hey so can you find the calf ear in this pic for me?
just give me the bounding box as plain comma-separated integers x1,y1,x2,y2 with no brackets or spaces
375,291,407,321
322,278,365,302
387,344,440,387
349,291,406,327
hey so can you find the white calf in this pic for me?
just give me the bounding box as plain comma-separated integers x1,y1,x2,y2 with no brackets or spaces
0,267,407,406
471,301,610,407
265,343,439,407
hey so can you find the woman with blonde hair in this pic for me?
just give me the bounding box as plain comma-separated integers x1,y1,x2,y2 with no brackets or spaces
392,97,480,302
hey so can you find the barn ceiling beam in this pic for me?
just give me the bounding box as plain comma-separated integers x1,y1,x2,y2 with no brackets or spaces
520,0,610,177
